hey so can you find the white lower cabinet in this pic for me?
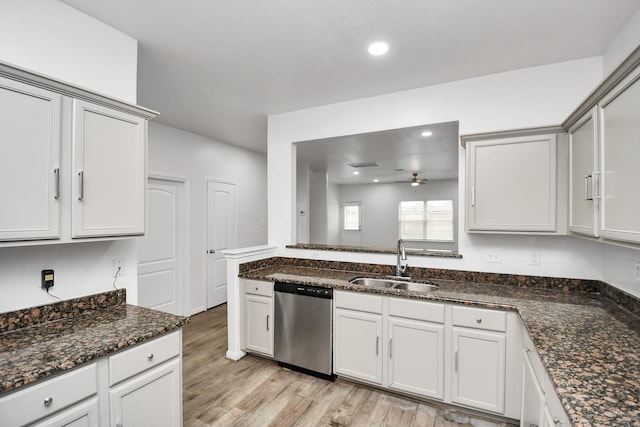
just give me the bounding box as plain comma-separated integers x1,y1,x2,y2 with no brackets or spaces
0,331,183,427
32,398,100,427
107,331,182,427
109,359,181,427
451,328,506,413
334,291,384,385
243,279,274,357
333,291,523,420
520,329,570,427
388,317,445,399
451,305,507,414
0,363,98,427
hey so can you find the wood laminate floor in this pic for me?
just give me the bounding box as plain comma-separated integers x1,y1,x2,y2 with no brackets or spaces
182,305,515,427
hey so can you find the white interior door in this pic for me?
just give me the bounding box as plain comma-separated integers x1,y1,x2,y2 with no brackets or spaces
138,178,185,315
206,180,237,309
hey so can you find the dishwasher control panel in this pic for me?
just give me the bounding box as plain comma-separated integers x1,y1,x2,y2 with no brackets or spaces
274,282,333,299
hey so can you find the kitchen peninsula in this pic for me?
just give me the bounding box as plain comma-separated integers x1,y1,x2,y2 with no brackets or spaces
236,256,640,426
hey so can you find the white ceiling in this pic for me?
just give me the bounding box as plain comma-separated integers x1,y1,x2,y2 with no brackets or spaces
60,0,640,153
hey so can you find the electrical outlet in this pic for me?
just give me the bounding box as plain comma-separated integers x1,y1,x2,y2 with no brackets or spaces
530,250,541,266
486,250,501,263
113,259,125,277
634,262,640,282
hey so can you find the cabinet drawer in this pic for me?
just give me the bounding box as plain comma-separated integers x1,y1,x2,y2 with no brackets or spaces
109,331,181,386
335,291,383,314
245,279,273,297
388,297,445,323
452,306,506,332
0,363,97,427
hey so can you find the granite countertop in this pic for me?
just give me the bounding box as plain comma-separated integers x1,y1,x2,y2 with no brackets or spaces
241,265,640,427
0,289,187,395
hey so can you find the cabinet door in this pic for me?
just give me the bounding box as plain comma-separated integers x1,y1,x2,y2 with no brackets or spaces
568,108,599,237
0,77,61,241
388,317,444,400
72,100,146,238
599,69,640,244
31,398,99,427
334,308,383,385
110,359,182,427
451,327,506,414
521,351,545,427
466,135,557,232
245,294,274,356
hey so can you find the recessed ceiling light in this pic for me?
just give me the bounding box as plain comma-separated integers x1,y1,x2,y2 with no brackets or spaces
373,179,379,183
368,42,389,56
353,171,360,175
421,131,433,137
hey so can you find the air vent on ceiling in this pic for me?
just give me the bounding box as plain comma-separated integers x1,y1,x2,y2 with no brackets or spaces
347,161,379,168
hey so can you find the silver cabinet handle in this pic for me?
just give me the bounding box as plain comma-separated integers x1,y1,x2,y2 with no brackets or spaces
553,417,561,425
77,171,84,200
43,397,53,407
389,338,393,358
454,350,459,372
476,317,482,324
53,168,60,199
471,186,476,207
376,336,379,356
147,353,154,361
266,315,270,331
207,249,215,254
584,174,593,200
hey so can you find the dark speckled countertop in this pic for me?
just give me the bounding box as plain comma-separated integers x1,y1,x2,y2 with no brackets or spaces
240,264,640,427
0,289,187,395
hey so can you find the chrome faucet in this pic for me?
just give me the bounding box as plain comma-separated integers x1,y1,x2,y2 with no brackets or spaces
396,239,409,277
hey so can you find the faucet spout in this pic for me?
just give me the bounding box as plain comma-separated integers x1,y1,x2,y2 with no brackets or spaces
396,239,408,277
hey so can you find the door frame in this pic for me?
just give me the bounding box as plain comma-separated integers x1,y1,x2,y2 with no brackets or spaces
203,177,238,309
143,173,190,316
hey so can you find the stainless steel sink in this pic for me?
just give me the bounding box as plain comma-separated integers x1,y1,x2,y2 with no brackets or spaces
349,277,438,293
391,282,438,293
349,278,398,289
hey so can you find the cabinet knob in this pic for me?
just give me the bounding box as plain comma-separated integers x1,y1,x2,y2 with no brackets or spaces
526,347,531,353
207,249,215,254
147,353,154,361
43,397,53,407
553,417,562,425
476,317,482,324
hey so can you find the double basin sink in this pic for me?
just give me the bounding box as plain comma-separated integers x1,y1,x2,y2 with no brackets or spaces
349,277,438,293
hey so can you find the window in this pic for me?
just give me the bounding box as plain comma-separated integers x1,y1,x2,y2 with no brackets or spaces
399,200,453,241
343,203,361,231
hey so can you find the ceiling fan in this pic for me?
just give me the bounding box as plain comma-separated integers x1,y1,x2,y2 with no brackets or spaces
395,172,427,186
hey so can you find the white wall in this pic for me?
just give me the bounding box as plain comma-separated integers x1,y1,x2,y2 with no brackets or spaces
0,241,137,312
268,57,606,284
337,180,458,251
0,0,140,313
148,122,267,315
603,8,640,75
309,170,328,244
0,0,137,103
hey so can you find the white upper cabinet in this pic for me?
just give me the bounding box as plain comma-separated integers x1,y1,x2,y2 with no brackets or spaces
71,100,146,238
0,77,62,241
568,108,599,237
598,67,640,244
465,133,559,233
0,62,156,246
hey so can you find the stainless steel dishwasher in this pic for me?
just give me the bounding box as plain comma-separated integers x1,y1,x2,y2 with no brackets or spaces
274,282,335,381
